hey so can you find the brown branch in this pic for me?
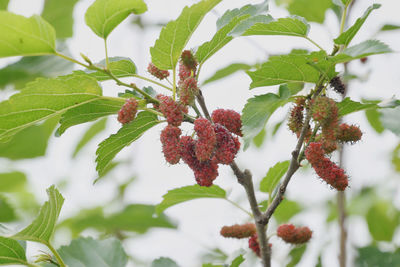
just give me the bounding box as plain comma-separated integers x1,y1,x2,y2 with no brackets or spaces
196,90,211,120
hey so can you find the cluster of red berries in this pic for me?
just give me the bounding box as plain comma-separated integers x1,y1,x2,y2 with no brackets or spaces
277,224,313,245
147,62,170,80
117,98,138,124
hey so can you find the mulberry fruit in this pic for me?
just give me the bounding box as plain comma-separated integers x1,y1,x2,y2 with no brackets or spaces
213,124,240,165
180,50,198,71
147,63,169,80
118,98,138,124
178,77,198,105
277,224,312,244
211,109,242,136
179,62,192,81
311,96,339,127
288,98,305,136
337,123,362,143
194,118,216,161
248,234,261,257
330,76,346,95
157,94,188,126
160,125,181,164
220,223,256,239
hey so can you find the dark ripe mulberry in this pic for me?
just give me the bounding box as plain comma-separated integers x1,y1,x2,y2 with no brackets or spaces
194,118,216,161
220,223,256,239
305,142,348,191
248,234,261,257
213,124,240,165
160,125,181,164
147,63,169,80
277,224,312,244
330,76,346,95
118,98,138,124
337,123,362,143
178,77,198,105
180,50,198,71
311,96,339,127
157,94,188,126
211,109,242,136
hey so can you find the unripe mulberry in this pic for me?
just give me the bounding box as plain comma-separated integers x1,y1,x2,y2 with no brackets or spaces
147,63,169,80
118,98,138,124
220,223,256,239
194,118,216,161
305,142,348,191
337,123,362,143
311,96,339,126
157,94,188,126
179,62,192,81
288,98,305,136
180,50,198,71
213,124,240,165
277,224,312,244
330,76,346,95
211,109,242,136
160,125,181,164
248,234,260,257
178,77,198,105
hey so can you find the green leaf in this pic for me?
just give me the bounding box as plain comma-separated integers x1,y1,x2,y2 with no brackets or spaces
0,172,27,193
274,199,302,223
365,109,384,134
0,74,103,142
96,111,160,176
381,106,400,136
150,0,222,70
228,15,273,37
74,57,137,81
356,246,400,267
58,237,128,267
0,196,17,222
379,24,400,32
334,4,381,46
392,143,400,172
156,185,226,215
0,236,28,265
196,1,268,65
85,0,147,39
151,257,179,267
253,128,267,148
247,51,335,88
241,16,310,38
278,0,331,23
57,98,123,136
0,0,8,10
0,117,58,160
202,63,252,85
73,118,108,157
366,200,399,242
337,98,378,116
286,245,307,267
12,185,64,244
333,40,392,64
42,0,79,39
0,53,73,89
0,11,56,57
260,161,290,193
241,85,293,149
230,255,245,267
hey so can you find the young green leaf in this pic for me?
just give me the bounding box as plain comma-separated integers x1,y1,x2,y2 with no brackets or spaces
381,106,400,137
260,161,290,194
0,0,8,10
56,98,123,136
0,74,103,142
85,0,147,39
0,172,26,193
230,254,245,267
41,0,79,39
96,111,159,176
12,185,64,244
333,40,392,64
365,109,384,134
73,118,108,157
74,57,137,81
58,237,128,267
276,0,331,24
202,63,252,85
366,201,399,242
241,85,294,149
151,257,179,267
240,16,310,38
379,24,400,32
0,11,56,57
287,245,307,267
334,4,381,46
156,185,226,214
337,98,378,116
150,0,222,70
0,196,17,222
247,51,335,89
274,199,302,223
0,236,28,265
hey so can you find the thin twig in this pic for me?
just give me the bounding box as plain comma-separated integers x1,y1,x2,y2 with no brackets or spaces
195,90,211,120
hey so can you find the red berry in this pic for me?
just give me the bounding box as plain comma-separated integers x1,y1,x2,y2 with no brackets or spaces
220,223,256,239
211,109,242,136
277,224,312,244
160,125,181,164
118,98,138,124
248,234,261,257
311,96,339,127
194,118,216,161
180,50,198,71
213,124,240,165
178,77,198,105
147,63,169,80
337,123,362,143
157,94,188,126
178,63,192,81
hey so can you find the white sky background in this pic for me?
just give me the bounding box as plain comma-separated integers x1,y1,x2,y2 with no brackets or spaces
2,0,400,266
